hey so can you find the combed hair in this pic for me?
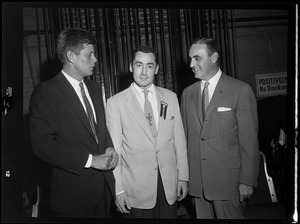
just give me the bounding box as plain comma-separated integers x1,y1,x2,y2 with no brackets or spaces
57,28,97,64
191,37,221,58
131,45,159,64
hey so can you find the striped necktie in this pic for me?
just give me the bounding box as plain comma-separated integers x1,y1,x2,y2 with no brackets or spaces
79,82,98,144
202,81,210,119
143,90,157,141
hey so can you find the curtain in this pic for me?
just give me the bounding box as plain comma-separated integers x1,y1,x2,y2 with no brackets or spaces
23,7,237,102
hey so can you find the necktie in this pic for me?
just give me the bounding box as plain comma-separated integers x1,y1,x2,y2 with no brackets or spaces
79,82,98,144
202,81,209,119
143,90,157,141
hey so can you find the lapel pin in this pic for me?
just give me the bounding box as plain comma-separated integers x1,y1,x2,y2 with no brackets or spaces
160,101,168,120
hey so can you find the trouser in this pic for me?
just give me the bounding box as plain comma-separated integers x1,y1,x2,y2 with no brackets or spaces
54,182,112,218
192,195,246,219
125,169,177,219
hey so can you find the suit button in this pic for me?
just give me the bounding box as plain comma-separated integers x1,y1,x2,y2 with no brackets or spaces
154,167,157,170
201,138,205,141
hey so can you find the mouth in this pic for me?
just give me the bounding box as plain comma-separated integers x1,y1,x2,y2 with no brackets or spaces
192,68,200,73
139,76,148,81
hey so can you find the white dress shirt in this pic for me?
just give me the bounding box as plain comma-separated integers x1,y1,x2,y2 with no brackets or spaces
62,70,94,168
201,68,222,103
132,82,159,129
62,70,97,122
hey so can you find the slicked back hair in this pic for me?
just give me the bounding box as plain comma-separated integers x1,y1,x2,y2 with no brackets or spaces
191,37,221,64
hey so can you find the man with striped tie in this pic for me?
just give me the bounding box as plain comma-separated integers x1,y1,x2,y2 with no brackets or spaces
180,37,260,219
106,46,189,218
29,28,118,218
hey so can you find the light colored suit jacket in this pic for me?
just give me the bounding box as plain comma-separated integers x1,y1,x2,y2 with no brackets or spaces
180,73,260,201
106,84,189,209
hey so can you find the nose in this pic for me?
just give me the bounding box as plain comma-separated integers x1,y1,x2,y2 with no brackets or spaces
142,65,147,75
92,54,97,63
189,58,194,68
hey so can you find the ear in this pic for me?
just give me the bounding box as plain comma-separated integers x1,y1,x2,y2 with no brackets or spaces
66,51,75,63
129,63,133,72
211,52,218,64
154,64,159,75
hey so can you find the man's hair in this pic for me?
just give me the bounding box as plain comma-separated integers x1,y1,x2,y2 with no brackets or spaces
57,28,97,64
191,37,221,61
131,45,159,64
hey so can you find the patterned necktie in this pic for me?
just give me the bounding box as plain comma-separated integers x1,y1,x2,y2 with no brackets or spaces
143,90,157,141
202,81,210,119
79,82,98,144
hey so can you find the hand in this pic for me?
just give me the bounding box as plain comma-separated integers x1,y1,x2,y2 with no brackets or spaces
105,147,119,169
177,180,188,201
115,192,131,214
238,183,254,202
91,154,112,170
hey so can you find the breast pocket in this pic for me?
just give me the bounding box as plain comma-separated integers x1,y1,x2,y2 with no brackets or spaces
160,115,175,141
217,110,236,131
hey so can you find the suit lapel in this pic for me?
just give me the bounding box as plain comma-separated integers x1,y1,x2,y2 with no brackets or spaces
85,80,103,144
156,87,164,146
192,81,204,125
126,86,155,145
206,73,225,117
55,73,97,143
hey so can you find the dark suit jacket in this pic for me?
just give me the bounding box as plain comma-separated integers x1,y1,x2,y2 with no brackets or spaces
29,72,115,213
181,73,260,201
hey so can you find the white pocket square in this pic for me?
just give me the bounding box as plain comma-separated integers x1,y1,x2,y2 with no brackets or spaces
217,107,231,112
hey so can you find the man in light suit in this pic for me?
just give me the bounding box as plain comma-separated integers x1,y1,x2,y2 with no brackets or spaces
180,37,260,219
106,46,189,218
29,28,118,217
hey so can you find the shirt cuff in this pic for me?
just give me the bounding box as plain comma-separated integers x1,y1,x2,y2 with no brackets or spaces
85,154,92,168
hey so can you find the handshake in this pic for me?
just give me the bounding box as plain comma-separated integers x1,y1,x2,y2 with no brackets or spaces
91,147,119,170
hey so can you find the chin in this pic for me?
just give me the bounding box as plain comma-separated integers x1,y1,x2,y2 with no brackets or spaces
194,74,202,79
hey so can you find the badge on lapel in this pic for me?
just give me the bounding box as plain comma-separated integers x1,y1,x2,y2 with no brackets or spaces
160,101,168,119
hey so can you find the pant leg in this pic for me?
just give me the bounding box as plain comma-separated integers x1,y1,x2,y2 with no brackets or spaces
192,196,215,219
154,169,177,218
212,200,246,219
54,181,112,218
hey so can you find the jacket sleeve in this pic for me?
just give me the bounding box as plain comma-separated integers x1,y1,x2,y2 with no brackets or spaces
106,97,124,194
29,83,89,172
237,84,260,187
172,93,189,182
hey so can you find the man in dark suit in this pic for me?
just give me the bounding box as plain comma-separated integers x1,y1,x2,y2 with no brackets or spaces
180,37,260,219
29,28,119,218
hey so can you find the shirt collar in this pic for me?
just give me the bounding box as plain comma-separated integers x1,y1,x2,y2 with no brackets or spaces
202,68,222,89
62,69,82,89
132,82,155,98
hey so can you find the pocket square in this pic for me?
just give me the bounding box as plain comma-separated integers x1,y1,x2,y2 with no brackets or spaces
217,107,231,112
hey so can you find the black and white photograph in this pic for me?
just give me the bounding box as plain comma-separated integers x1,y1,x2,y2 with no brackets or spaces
2,1,297,223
